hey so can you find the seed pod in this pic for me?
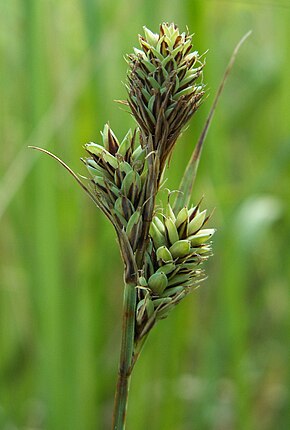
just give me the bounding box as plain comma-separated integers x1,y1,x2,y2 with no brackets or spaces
188,210,207,235
101,124,110,150
102,123,119,155
117,129,133,156
114,196,125,217
145,296,155,318
140,163,149,185
149,95,157,114
180,261,199,270
167,272,192,287
84,158,99,170
147,76,160,90
188,228,215,246
153,216,166,235
136,299,145,324
121,170,135,196
118,161,133,175
102,150,119,169
156,263,176,275
133,48,146,59
143,26,159,46
114,196,134,220
85,142,104,157
165,217,179,245
113,168,123,188
156,245,173,263
177,219,188,240
93,177,120,200
188,197,203,220
161,286,184,298
130,171,142,203
166,203,176,222
148,272,168,295
85,159,112,180
85,143,119,169
113,208,128,226
132,145,146,163
150,221,166,249
173,85,195,100
92,175,108,188
169,239,191,258
144,251,155,278
126,210,141,237
136,296,154,324
175,207,188,228
191,244,212,255
180,71,198,87
130,213,143,251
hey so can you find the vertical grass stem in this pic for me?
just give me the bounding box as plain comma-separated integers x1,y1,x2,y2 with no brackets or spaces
112,281,136,430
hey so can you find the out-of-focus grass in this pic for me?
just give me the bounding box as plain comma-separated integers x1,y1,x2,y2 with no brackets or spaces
1,1,289,429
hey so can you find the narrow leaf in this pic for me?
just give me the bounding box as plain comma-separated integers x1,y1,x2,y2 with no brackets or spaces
173,31,252,214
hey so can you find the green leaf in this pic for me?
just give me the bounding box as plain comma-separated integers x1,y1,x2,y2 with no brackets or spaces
173,31,252,215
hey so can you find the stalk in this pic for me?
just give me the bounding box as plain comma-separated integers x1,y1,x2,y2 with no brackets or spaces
112,281,137,430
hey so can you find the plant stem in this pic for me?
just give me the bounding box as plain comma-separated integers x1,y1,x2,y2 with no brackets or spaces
112,281,137,430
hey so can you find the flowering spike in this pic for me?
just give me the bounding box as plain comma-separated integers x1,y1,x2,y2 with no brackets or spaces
127,23,205,173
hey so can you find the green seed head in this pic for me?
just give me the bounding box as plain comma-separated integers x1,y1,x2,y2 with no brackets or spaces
145,200,215,309
127,23,205,171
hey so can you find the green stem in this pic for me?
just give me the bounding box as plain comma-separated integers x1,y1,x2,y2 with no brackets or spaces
112,282,136,430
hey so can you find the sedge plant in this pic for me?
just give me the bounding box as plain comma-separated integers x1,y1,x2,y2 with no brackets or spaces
30,23,250,430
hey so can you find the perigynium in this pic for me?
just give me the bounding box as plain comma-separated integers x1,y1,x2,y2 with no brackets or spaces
30,23,250,430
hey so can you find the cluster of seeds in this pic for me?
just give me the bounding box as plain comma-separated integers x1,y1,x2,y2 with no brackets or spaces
136,202,215,337
127,23,205,171
82,23,214,335
83,125,148,252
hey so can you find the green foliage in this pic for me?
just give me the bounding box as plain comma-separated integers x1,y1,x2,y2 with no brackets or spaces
0,1,290,430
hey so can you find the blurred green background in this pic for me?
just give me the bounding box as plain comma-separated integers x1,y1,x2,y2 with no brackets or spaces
1,0,289,429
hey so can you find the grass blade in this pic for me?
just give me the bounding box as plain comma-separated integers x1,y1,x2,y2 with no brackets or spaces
173,31,252,214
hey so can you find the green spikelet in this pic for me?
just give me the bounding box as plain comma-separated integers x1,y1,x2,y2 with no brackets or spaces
156,245,173,263
126,210,141,236
85,143,119,169
175,207,188,228
188,210,207,235
150,220,166,249
156,262,176,275
188,228,215,246
165,217,179,245
148,272,168,295
117,129,133,157
166,203,176,223
121,170,135,196
169,240,191,258
102,123,119,155
132,145,146,163
127,23,205,171
153,216,166,235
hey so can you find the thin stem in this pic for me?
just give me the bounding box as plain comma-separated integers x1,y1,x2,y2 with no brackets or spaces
112,281,137,430
173,30,252,214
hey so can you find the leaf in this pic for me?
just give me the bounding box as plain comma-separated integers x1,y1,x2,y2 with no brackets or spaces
173,31,252,214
